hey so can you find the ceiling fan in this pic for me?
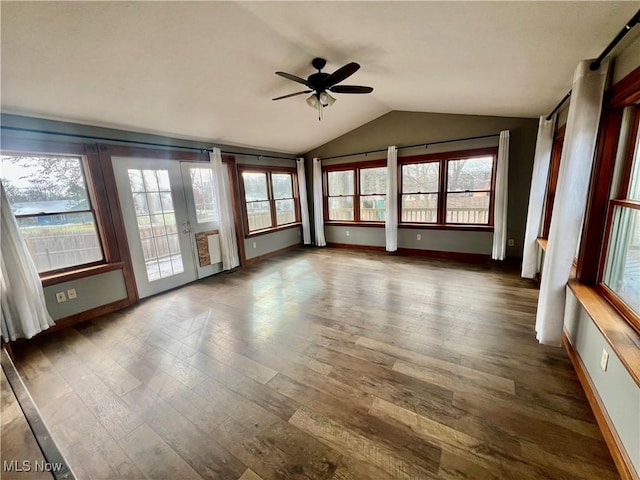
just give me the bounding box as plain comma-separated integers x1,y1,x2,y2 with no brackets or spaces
273,57,373,120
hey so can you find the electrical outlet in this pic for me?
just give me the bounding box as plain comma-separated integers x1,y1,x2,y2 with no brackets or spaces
416,234,422,241
346,230,350,237
507,239,515,247
252,241,257,249
55,292,67,303
67,288,77,299
600,348,609,371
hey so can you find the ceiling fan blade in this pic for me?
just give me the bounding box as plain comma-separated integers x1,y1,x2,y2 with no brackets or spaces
275,71,309,86
272,90,312,101
325,62,360,88
329,85,373,94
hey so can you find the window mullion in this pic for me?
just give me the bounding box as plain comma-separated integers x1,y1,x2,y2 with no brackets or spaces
267,173,276,228
439,159,447,224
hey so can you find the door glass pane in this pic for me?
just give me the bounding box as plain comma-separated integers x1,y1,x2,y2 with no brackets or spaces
603,206,640,315
446,192,490,224
447,156,493,191
189,167,219,223
272,174,293,199
360,167,387,195
328,170,354,196
128,168,184,282
276,199,295,225
247,201,272,231
360,195,386,221
328,197,354,220
243,172,268,201
402,163,439,193
402,194,438,223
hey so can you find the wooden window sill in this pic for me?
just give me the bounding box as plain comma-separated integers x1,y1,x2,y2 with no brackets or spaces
41,262,125,287
245,223,301,238
400,224,494,232
536,237,548,251
324,222,385,228
567,279,640,387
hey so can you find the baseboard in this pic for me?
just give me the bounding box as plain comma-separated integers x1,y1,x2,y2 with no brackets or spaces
325,242,491,263
9,297,133,347
396,247,491,263
245,242,302,265
562,329,639,480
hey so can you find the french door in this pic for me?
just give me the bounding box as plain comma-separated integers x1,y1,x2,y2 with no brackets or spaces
114,157,223,298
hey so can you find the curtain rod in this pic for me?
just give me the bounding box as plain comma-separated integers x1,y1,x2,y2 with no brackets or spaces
545,9,640,121
321,133,500,161
0,125,296,161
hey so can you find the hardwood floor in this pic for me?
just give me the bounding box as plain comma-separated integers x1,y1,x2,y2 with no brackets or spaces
9,248,619,479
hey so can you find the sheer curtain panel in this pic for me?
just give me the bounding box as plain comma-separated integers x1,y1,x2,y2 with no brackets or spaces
522,115,557,278
210,148,240,270
312,158,326,246
296,158,311,245
385,146,398,252
1,183,54,341
535,59,610,345
492,130,510,261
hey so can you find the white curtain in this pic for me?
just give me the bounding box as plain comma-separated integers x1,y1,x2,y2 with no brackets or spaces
521,115,557,278
312,158,326,246
296,158,311,245
385,146,398,252
535,59,610,346
1,183,54,342
210,148,239,270
492,130,510,260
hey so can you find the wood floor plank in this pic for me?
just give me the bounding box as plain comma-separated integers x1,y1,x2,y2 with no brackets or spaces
239,469,265,480
289,407,439,480
357,336,515,394
8,248,620,480
122,385,247,480
118,423,204,480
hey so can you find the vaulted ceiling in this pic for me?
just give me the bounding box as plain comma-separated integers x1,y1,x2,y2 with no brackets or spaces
1,2,637,154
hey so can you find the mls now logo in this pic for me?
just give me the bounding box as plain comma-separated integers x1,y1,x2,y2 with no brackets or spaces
3,460,64,473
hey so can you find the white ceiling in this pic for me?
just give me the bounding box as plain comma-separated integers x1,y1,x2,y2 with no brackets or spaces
1,2,637,154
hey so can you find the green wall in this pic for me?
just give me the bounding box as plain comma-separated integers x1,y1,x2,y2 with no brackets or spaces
305,111,539,258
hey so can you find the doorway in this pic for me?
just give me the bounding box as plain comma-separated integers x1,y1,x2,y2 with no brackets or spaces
113,156,223,298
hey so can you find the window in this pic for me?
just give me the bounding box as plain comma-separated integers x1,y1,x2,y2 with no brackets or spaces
327,170,355,221
189,167,219,224
360,167,387,221
600,106,640,331
399,148,497,227
324,162,387,223
240,167,299,235
1,153,104,274
446,156,493,224
401,162,439,223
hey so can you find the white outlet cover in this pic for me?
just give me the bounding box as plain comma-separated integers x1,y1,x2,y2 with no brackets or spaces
56,292,66,303
600,349,609,372
67,288,77,299
417,234,421,240
346,230,350,236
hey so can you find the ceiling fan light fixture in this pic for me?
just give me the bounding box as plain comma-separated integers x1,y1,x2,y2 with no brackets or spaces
319,91,336,107
306,94,319,108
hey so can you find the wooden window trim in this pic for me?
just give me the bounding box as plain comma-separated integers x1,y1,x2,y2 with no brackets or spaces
576,65,640,355
237,165,300,238
323,159,387,224
541,125,566,238
1,142,113,279
398,147,498,228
